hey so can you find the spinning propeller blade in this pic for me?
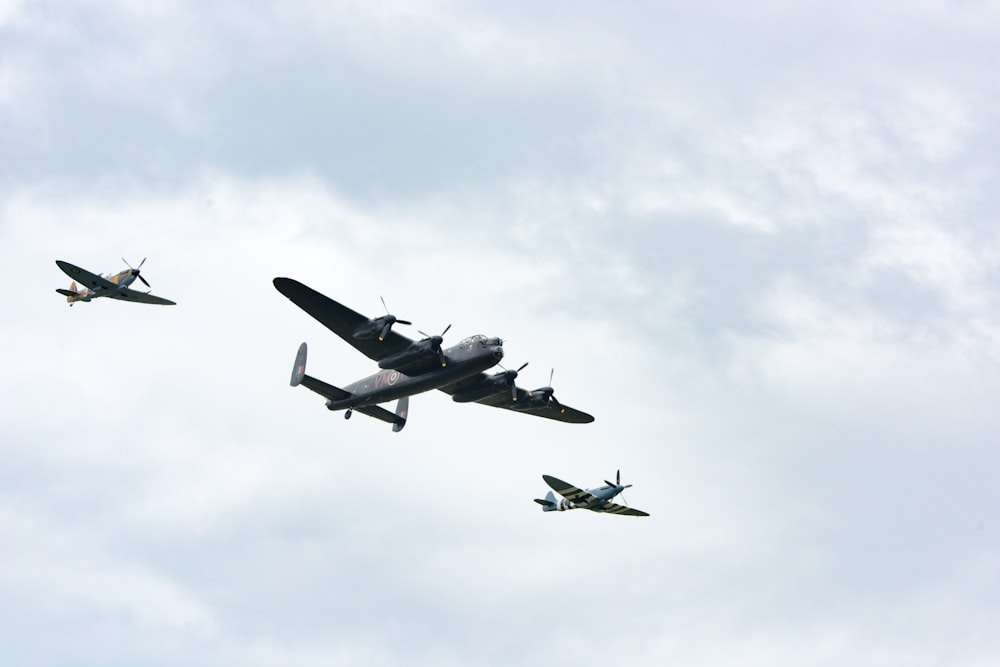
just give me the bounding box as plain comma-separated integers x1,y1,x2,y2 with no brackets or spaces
376,296,412,341
527,368,563,410
418,324,451,366
607,470,633,506
498,361,529,400
122,257,151,288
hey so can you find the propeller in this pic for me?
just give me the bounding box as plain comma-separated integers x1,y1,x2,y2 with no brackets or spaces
497,361,529,401
604,469,634,505
418,324,451,367
122,257,150,288
529,368,561,409
376,296,412,341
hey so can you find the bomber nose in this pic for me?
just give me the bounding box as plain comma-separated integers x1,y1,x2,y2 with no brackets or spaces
492,346,504,360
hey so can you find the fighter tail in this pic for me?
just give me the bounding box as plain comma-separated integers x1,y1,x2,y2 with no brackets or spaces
534,490,558,511
56,281,83,303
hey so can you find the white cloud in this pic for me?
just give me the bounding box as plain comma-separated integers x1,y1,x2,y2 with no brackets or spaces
2,2,999,665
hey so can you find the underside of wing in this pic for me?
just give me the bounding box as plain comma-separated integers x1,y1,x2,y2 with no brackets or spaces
273,277,414,362
437,376,594,424
477,388,594,423
595,502,650,517
542,475,601,508
56,260,116,291
110,288,176,305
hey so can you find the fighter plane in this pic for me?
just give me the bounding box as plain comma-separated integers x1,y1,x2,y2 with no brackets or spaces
273,277,594,432
55,258,176,306
534,470,649,516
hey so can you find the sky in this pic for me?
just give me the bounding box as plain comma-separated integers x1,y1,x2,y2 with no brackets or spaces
2,1,999,665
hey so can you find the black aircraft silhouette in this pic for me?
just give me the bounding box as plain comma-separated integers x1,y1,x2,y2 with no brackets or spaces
273,277,594,432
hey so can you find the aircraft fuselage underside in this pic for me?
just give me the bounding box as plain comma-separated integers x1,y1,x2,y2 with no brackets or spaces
327,338,504,410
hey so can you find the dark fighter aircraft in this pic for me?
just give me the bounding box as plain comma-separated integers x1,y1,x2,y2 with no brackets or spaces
535,470,649,517
55,258,176,306
273,277,594,432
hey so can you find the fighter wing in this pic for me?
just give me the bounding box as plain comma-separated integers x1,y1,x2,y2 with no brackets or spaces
108,288,176,305
437,375,594,424
273,277,415,362
56,260,117,291
595,502,649,517
542,475,602,508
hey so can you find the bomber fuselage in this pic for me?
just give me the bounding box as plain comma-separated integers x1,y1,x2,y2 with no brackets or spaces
326,335,504,410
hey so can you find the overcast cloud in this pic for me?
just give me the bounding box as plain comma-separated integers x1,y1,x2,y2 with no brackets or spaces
2,1,998,665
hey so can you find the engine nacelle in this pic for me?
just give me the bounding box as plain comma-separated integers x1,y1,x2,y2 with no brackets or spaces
353,317,388,340
377,342,436,370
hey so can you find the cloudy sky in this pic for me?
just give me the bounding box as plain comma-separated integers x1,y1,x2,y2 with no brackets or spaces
2,1,999,665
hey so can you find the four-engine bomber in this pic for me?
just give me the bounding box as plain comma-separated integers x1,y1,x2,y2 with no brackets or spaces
274,277,594,432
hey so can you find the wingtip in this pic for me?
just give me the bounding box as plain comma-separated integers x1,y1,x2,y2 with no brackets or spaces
273,276,307,298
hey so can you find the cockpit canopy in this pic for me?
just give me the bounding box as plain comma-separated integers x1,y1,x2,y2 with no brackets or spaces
457,334,503,348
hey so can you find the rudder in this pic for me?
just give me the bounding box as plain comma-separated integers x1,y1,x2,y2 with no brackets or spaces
392,395,409,433
290,342,307,386
534,490,558,511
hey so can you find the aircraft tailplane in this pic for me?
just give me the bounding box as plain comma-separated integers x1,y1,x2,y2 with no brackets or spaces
534,490,558,511
56,282,81,303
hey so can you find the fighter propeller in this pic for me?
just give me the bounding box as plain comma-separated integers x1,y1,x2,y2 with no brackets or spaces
604,470,634,506
122,257,150,288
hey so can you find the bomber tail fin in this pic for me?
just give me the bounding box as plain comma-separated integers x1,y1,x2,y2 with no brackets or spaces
534,490,558,511
290,342,308,386
392,395,409,433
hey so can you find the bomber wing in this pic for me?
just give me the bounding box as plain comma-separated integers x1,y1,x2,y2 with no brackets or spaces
477,387,594,423
273,277,415,362
109,287,176,305
595,501,650,517
56,260,117,291
438,374,594,424
542,475,601,508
